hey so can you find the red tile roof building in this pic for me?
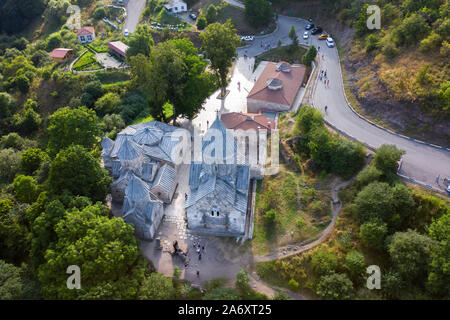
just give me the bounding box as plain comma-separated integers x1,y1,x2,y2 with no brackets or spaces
77,27,95,43
49,48,74,62
247,62,306,113
108,41,130,59
220,112,275,133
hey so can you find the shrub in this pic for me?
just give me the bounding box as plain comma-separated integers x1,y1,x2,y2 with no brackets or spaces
311,247,338,276
316,273,353,300
344,251,365,281
20,148,49,175
93,7,106,20
288,278,299,291
374,145,404,174
0,148,22,182
419,32,442,52
13,175,38,204
197,16,207,30
365,34,380,53
359,219,388,250
356,165,382,188
302,45,317,67
264,209,276,224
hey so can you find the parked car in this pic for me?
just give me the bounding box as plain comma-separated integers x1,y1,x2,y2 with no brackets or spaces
311,26,323,34
303,31,309,39
318,33,328,40
241,36,254,41
124,29,129,37
305,23,314,30
326,37,335,47
447,184,450,195
190,13,197,20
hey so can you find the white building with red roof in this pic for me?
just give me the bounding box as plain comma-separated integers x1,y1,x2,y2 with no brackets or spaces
247,61,306,113
77,26,95,44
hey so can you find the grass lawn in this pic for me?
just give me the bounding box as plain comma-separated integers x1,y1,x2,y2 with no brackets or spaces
87,41,110,53
73,51,102,71
131,114,155,125
252,162,332,255
254,45,307,70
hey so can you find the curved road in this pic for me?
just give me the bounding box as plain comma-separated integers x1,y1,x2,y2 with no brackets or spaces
236,14,450,191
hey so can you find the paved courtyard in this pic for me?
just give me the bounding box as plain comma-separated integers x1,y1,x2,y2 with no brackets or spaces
95,52,123,68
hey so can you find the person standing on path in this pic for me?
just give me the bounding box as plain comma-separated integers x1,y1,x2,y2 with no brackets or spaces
436,174,440,185
196,270,200,278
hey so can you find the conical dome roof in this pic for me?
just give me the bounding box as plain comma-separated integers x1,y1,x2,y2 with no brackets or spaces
132,127,163,146
117,138,141,161
125,175,150,202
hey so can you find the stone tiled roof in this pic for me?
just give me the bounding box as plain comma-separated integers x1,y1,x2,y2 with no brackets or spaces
151,164,176,195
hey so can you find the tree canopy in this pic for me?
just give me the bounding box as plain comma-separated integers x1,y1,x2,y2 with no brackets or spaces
48,145,112,202
47,106,101,156
200,20,240,97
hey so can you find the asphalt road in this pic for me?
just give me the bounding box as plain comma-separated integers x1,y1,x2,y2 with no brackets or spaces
123,0,146,33
237,15,450,192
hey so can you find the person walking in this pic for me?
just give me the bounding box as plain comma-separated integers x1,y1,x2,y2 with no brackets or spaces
196,270,200,278
325,105,328,113
436,174,440,184
198,253,202,261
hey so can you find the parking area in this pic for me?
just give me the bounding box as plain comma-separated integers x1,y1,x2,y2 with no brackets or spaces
95,52,123,68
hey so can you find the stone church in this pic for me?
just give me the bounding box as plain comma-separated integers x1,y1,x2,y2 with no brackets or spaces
185,117,251,237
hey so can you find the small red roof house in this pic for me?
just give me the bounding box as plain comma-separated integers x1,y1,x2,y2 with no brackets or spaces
108,41,129,59
247,61,306,113
77,26,95,43
49,48,74,63
221,112,275,133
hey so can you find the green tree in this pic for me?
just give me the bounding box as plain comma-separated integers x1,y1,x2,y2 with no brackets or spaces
388,229,435,281
0,260,22,300
264,209,276,224
374,145,404,175
244,0,273,27
37,203,145,299
202,287,241,300
46,33,62,51
196,16,207,30
316,273,353,300
94,92,122,116
392,13,431,46
93,7,106,20
205,4,217,24
356,165,382,188
13,175,38,204
426,213,450,296
289,25,298,49
235,268,251,292
302,45,317,67
381,269,404,299
47,106,101,156
126,25,154,62
344,250,365,282
330,139,365,177
354,182,397,225
0,148,22,183
12,100,42,135
311,246,338,276
273,291,290,300
0,92,15,119
48,145,112,202
139,272,176,299
130,39,214,121
200,20,241,97
20,148,49,175
359,219,388,250
295,105,323,135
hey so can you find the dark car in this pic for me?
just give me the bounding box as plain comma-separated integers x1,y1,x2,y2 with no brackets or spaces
305,23,314,30
311,26,323,35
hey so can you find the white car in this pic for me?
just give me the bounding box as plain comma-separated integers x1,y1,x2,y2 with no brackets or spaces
124,29,129,37
303,31,309,39
326,37,335,47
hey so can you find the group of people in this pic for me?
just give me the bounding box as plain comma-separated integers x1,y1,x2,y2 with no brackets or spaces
193,241,205,261
320,69,330,87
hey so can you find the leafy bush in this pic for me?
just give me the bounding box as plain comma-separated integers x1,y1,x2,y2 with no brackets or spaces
316,273,353,300
264,209,277,224
302,45,317,67
359,219,388,250
373,145,404,174
311,247,338,276
419,32,442,52
356,165,382,188
13,175,38,204
0,148,22,183
196,16,207,30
